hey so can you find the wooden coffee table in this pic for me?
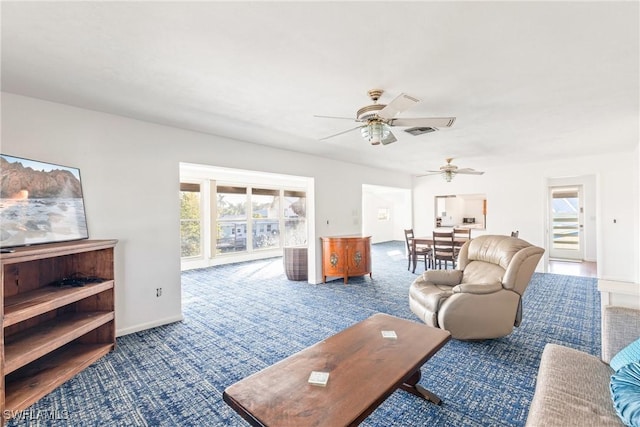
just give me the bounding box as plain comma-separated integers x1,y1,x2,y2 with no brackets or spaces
223,313,451,426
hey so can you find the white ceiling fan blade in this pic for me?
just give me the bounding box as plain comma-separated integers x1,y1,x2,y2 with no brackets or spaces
314,114,358,121
319,125,363,141
389,117,456,128
416,171,442,177
380,131,397,145
377,93,420,119
456,168,485,175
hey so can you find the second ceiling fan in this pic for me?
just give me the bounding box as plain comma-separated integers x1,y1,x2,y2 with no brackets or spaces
316,89,456,145
419,158,485,182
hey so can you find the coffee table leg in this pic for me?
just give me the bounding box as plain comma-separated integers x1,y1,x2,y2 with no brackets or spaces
400,370,442,405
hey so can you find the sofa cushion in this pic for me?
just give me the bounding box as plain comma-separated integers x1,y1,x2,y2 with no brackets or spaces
525,344,622,426
460,261,504,287
610,337,640,371
611,361,640,427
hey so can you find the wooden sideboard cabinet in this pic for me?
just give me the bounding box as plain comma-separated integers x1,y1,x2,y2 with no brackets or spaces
321,235,372,284
1,239,117,424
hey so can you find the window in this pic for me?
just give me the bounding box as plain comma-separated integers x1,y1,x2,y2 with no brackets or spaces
284,190,307,246
180,183,202,257
377,208,390,221
216,186,247,254
181,177,307,260
252,188,280,250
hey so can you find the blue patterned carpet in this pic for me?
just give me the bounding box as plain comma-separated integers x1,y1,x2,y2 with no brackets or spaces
9,241,600,426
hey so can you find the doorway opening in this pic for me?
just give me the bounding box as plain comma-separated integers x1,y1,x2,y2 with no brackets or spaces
179,162,315,278
361,184,411,244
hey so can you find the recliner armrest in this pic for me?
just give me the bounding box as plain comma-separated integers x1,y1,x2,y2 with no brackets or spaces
422,270,463,286
452,283,503,294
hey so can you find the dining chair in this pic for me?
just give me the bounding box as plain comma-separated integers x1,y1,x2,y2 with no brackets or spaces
404,229,432,271
432,230,456,270
453,227,471,239
453,228,472,258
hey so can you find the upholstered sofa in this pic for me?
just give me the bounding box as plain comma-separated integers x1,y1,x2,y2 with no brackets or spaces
409,235,544,340
526,306,640,426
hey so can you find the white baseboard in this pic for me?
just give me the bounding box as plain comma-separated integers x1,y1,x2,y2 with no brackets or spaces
116,314,184,337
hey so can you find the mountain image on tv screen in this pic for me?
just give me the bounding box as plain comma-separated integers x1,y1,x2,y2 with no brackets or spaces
0,154,88,248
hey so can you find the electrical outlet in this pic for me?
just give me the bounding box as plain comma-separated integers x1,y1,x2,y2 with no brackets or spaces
156,288,162,297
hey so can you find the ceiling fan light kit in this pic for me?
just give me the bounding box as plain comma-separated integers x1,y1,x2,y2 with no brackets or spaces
360,121,390,145
442,170,456,182
316,89,455,146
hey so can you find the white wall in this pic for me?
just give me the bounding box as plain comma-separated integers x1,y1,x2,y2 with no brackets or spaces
1,93,412,335
413,154,639,283
637,143,640,284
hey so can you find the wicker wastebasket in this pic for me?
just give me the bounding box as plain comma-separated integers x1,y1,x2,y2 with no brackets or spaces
283,246,308,281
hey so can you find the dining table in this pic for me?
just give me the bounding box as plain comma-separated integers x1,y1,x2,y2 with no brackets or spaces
410,235,469,273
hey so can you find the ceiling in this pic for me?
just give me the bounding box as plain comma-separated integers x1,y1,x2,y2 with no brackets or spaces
2,2,638,175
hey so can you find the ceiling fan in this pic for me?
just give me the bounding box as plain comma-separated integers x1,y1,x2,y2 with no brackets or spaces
316,89,456,145
418,158,485,182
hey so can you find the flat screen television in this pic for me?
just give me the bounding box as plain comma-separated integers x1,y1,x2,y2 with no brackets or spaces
0,154,89,249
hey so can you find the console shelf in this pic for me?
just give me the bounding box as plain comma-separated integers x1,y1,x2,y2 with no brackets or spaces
5,343,113,415
4,280,114,327
4,311,115,374
1,240,117,424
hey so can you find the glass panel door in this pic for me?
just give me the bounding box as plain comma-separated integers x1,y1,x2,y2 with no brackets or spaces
549,186,583,260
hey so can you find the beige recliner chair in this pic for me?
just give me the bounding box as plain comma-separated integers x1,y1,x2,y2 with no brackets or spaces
409,235,544,340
